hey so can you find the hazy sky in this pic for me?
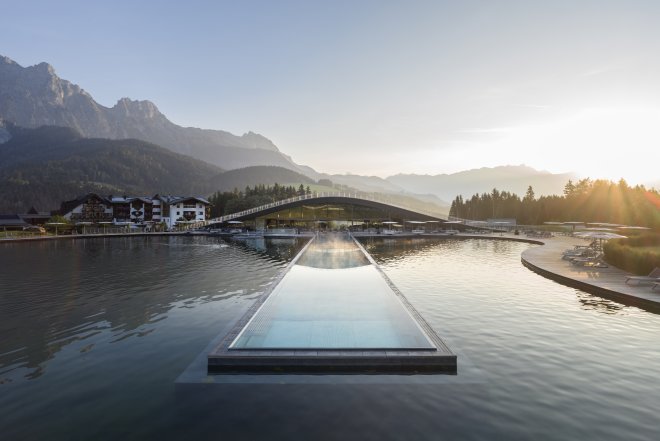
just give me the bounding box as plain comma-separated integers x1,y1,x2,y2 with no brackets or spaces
2,0,660,183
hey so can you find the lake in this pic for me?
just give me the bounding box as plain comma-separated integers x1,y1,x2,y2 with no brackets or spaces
1,236,659,440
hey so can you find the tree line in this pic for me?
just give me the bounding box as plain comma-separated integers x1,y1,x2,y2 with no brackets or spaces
208,183,311,218
449,178,660,229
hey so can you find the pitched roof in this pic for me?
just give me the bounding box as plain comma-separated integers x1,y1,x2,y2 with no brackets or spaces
0,214,30,227
60,193,111,214
153,195,210,205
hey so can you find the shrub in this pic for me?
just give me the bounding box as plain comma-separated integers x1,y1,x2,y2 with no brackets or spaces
604,235,660,275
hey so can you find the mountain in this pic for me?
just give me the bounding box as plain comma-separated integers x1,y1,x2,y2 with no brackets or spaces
0,125,225,212
387,165,576,202
0,124,451,217
0,55,307,172
0,124,326,213
323,173,406,195
209,166,315,191
0,118,10,143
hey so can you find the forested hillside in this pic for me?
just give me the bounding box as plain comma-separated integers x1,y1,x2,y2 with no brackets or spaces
0,125,224,212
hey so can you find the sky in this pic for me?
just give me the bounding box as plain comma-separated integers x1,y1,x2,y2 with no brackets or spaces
2,0,660,184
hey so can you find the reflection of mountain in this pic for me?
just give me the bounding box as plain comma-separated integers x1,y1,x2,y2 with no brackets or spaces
0,236,303,379
226,237,307,263
358,237,464,264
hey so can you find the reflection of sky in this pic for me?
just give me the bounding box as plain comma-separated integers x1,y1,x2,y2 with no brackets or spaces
232,233,434,349
231,265,434,349
296,237,369,269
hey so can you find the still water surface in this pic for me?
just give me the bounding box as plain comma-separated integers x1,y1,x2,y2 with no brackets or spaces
1,236,659,440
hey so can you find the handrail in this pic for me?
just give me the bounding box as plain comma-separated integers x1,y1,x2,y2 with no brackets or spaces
197,191,449,228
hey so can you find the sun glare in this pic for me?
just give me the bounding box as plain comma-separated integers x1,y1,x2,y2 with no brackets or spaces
503,108,660,184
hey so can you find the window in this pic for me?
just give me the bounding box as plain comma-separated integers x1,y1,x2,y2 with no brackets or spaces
177,211,180,215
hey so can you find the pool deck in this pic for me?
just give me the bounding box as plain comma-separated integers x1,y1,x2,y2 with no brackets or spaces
208,235,457,374
520,235,660,309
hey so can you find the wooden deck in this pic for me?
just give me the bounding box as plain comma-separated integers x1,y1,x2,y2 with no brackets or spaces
521,235,660,310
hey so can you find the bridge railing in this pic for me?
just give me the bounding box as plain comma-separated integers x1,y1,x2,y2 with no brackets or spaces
197,191,448,228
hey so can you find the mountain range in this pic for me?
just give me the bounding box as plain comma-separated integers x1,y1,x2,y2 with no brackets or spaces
388,166,577,202
0,55,304,172
0,54,585,214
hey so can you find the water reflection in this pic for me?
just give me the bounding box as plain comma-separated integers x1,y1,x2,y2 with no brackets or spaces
2,237,660,441
575,291,626,314
232,233,433,349
297,233,369,269
0,236,304,380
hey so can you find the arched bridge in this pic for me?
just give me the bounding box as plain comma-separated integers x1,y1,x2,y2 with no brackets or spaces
202,192,449,226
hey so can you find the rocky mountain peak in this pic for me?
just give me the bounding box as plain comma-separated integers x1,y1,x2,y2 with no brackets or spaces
31,61,56,75
0,54,305,172
240,131,279,151
0,55,19,67
112,98,163,119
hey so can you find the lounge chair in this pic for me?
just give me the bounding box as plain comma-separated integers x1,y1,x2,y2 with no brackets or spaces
624,267,660,285
562,247,598,260
570,255,608,268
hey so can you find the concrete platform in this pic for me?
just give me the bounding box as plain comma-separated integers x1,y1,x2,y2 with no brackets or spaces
521,235,660,310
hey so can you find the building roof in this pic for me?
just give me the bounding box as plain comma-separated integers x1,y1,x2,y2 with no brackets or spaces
0,214,30,227
58,194,209,214
153,195,210,205
60,193,111,214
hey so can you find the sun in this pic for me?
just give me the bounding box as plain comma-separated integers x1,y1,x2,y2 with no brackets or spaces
500,107,660,184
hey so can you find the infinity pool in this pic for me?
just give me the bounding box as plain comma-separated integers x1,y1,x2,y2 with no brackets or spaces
231,235,435,350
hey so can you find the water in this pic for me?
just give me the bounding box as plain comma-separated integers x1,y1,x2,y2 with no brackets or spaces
1,236,660,440
231,234,435,350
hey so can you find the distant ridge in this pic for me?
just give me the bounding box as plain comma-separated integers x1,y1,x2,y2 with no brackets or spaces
387,165,576,201
209,166,314,192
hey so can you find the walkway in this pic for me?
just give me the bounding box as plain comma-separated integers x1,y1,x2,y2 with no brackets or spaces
203,191,448,225
521,235,660,309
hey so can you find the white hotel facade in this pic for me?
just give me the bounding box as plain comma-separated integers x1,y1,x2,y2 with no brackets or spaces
59,193,210,228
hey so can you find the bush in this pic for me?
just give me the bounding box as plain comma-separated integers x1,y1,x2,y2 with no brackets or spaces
604,235,660,275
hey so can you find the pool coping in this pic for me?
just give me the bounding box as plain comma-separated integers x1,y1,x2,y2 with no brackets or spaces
207,234,457,374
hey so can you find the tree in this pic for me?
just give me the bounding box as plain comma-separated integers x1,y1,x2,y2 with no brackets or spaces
563,180,575,197
48,214,70,224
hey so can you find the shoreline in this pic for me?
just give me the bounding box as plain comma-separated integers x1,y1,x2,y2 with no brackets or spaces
3,230,657,309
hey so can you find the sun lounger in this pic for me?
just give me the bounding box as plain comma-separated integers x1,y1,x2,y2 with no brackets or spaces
625,267,660,285
570,256,608,268
562,248,598,260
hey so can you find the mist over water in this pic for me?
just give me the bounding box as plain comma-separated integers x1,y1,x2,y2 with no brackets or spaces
1,236,659,440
